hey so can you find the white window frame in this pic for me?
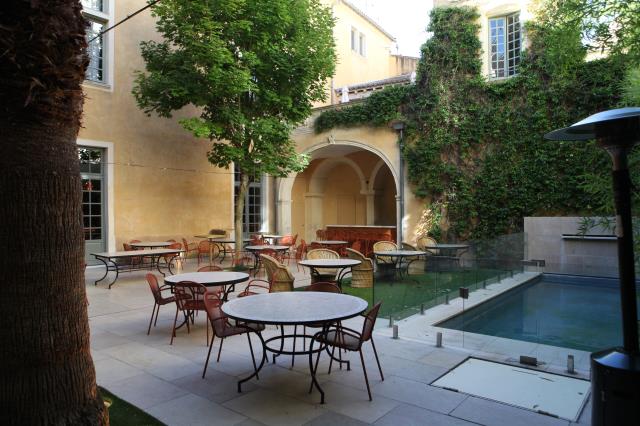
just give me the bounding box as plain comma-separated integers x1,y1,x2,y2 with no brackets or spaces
351,27,358,52
234,166,267,236
489,12,521,79
77,138,115,254
359,33,367,57
82,0,114,90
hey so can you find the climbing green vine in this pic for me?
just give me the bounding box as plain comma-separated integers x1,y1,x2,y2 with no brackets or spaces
315,3,639,240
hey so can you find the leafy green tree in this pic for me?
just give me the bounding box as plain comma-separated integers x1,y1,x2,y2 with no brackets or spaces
133,0,336,249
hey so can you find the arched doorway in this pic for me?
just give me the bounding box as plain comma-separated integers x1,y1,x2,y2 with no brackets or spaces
277,142,398,241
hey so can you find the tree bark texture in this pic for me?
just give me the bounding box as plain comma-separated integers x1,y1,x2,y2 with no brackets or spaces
235,173,250,254
0,1,108,424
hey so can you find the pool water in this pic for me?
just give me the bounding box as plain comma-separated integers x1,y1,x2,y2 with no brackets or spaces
437,274,638,352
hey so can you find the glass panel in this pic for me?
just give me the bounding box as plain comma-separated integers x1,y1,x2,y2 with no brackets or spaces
82,192,89,203
81,0,104,12
91,179,101,191
91,227,102,240
85,19,105,82
91,192,101,203
91,204,101,215
489,17,506,78
507,14,521,76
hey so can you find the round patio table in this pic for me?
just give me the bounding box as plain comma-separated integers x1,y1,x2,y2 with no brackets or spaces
195,235,251,264
423,243,469,256
164,271,249,300
373,250,427,280
311,240,348,246
260,234,283,244
129,241,172,249
222,292,368,403
298,258,361,287
245,245,289,273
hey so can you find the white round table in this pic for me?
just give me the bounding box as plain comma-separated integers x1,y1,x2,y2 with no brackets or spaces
374,250,426,280
222,292,368,403
165,271,249,300
245,245,290,271
130,241,172,249
298,258,361,286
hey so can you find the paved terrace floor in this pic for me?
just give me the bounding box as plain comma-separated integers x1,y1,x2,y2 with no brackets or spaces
87,258,592,426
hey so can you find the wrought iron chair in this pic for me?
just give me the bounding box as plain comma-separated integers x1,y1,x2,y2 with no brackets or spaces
202,292,265,379
170,281,208,345
197,240,212,266
145,273,176,335
315,302,384,401
182,237,199,261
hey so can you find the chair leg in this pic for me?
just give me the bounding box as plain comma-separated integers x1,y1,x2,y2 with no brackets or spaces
328,342,337,374
370,337,384,381
170,307,179,345
147,303,157,335
153,303,161,326
202,334,215,379
359,349,372,401
217,337,224,362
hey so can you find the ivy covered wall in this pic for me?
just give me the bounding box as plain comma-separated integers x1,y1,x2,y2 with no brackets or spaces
314,3,638,240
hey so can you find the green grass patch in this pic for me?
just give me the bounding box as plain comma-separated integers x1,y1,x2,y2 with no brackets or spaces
340,268,506,320
99,387,165,426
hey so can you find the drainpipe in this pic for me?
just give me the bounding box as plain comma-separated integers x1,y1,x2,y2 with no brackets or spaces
391,120,406,243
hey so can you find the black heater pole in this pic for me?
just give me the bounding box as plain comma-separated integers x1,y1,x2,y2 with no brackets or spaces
546,108,640,426
609,146,640,352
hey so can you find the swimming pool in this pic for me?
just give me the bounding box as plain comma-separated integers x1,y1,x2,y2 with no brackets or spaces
437,274,638,352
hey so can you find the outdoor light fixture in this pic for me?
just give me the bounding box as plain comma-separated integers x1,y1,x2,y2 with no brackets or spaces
545,107,640,426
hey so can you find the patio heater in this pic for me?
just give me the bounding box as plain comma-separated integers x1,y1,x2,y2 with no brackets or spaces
545,108,640,426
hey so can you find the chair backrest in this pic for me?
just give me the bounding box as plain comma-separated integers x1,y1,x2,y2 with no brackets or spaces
130,239,141,244
316,229,326,240
167,242,182,250
146,273,163,304
123,242,134,251
182,238,190,249
373,241,397,252
295,240,307,261
346,248,373,269
166,239,177,242
401,242,417,251
250,234,265,245
279,234,294,246
203,292,227,337
351,240,362,253
305,282,341,293
260,254,294,292
173,281,207,310
198,240,210,253
361,302,382,342
306,248,339,260
198,265,223,272
416,236,437,250
209,229,226,237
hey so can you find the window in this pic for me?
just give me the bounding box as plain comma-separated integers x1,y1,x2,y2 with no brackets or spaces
351,27,366,57
359,33,366,56
81,0,109,84
489,13,521,78
234,168,264,235
78,147,104,242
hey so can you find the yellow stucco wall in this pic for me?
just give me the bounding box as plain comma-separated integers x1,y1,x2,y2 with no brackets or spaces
433,0,533,78
79,0,232,251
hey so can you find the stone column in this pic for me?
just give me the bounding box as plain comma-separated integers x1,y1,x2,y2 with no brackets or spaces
304,192,325,241
361,190,377,226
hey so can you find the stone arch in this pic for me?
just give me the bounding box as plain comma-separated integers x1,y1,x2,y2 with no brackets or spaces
308,157,367,194
367,159,387,192
276,139,399,236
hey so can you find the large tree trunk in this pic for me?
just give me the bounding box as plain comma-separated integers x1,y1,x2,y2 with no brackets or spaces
235,173,250,255
0,1,108,424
